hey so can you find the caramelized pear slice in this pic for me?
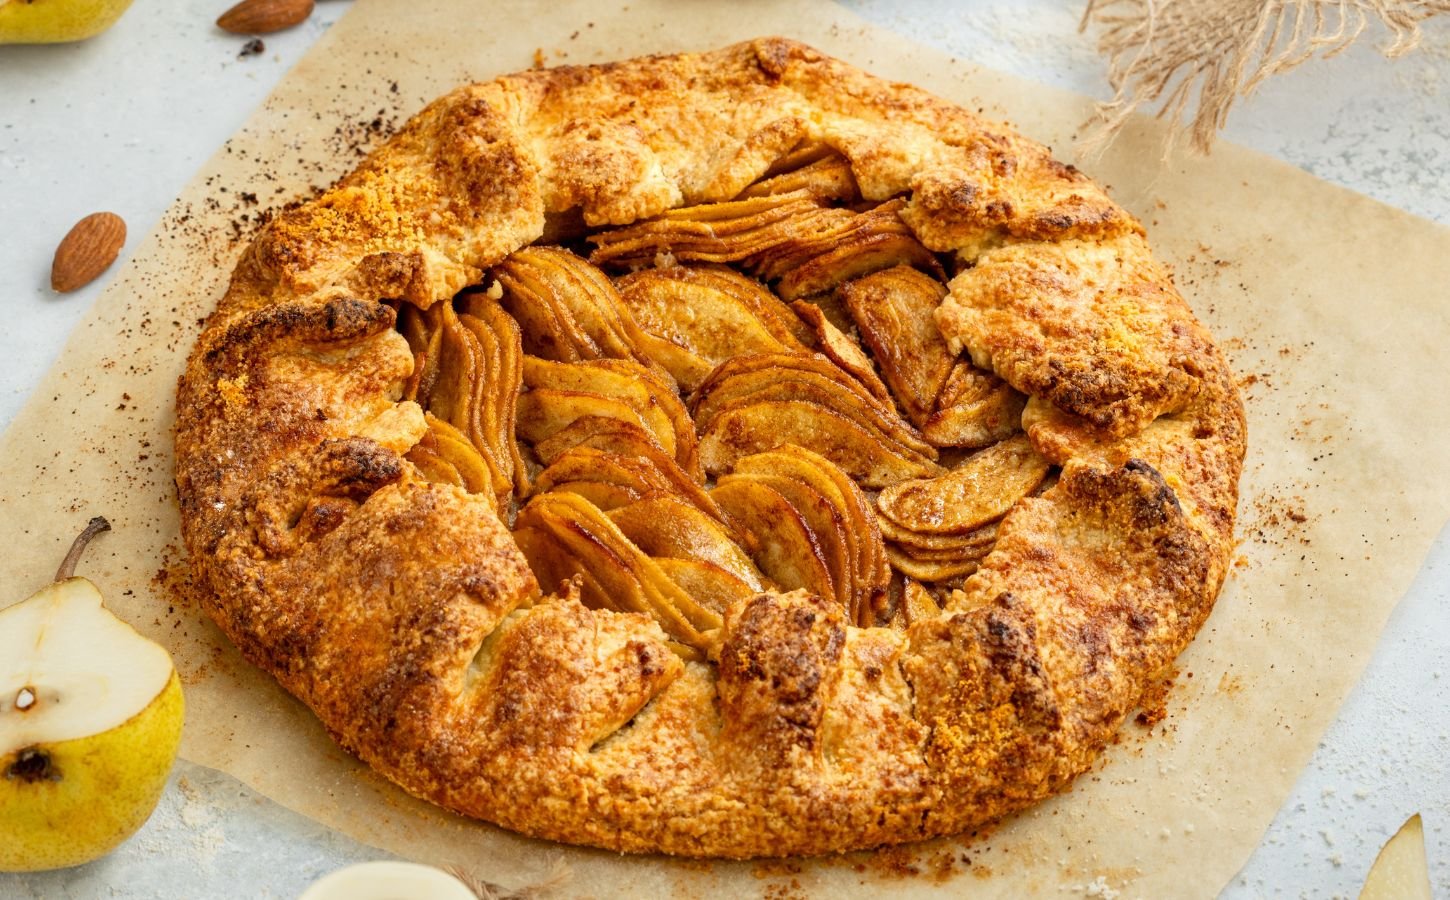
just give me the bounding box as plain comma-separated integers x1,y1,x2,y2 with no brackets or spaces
531,446,680,511
921,360,1027,449
900,578,943,626
711,478,835,602
877,516,999,552
493,246,662,373
398,304,442,405
699,399,941,489
607,498,764,590
839,264,956,427
404,439,464,489
522,357,696,471
534,416,719,520
514,492,721,649
691,353,936,459
652,558,760,616
738,154,859,203
884,546,986,582
720,470,851,612
516,389,653,448
422,413,498,499
614,265,811,390
729,446,889,626
789,300,894,404
748,200,944,301
461,295,528,492
588,190,845,268
876,434,1049,535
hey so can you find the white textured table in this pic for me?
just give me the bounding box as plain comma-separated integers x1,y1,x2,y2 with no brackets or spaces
2,2,1446,897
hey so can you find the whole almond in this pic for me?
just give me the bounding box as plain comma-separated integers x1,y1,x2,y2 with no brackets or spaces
216,0,314,35
51,212,127,293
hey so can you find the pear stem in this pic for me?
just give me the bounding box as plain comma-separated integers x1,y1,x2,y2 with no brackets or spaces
55,516,111,582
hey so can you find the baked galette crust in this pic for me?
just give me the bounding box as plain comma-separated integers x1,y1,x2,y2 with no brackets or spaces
175,38,1245,858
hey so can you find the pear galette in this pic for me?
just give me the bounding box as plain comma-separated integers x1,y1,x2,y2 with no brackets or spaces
175,38,1245,858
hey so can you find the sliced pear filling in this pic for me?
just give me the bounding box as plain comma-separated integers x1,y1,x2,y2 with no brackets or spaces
389,175,1079,651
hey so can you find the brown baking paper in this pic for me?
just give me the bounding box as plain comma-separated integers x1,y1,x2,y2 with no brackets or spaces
4,0,1449,896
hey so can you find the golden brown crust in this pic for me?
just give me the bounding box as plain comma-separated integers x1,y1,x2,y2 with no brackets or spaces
174,38,1245,858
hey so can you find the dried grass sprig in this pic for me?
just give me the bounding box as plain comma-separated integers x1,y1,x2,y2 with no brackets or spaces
1079,0,1450,156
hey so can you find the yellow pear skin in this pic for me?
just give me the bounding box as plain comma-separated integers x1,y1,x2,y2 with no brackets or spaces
0,0,137,44
0,673,183,872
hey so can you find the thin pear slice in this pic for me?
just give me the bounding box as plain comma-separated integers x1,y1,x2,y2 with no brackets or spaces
588,190,843,268
522,357,695,473
531,446,679,511
729,446,889,625
515,388,654,449
885,545,985,582
1359,813,1432,900
749,199,944,300
652,558,761,616
533,416,719,520
839,264,956,427
900,578,943,627
691,353,936,459
419,414,496,497
876,434,1049,535
738,153,859,202
711,478,835,601
699,399,942,489
405,439,465,489
614,266,808,390
607,498,764,590
461,294,528,493
514,493,721,650
877,516,999,553
493,247,665,375
398,304,442,405
789,299,894,404
921,360,1027,449
721,471,851,610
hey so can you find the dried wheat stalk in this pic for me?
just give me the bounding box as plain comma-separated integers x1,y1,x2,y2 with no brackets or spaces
1079,0,1450,155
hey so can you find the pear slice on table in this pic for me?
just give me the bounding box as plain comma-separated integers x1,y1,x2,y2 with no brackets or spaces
1359,813,1432,900
1,517,184,872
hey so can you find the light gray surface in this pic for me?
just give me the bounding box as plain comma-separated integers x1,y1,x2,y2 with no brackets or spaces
1,2,1446,897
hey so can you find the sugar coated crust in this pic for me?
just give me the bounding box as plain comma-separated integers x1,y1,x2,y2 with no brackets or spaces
175,38,1245,858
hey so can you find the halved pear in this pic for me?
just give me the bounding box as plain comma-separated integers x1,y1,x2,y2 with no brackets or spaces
0,518,184,872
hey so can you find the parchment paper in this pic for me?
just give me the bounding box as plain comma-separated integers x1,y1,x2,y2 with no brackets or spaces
4,0,1449,896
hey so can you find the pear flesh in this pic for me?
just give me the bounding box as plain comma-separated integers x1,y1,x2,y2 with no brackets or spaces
1359,813,1433,900
0,576,184,872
